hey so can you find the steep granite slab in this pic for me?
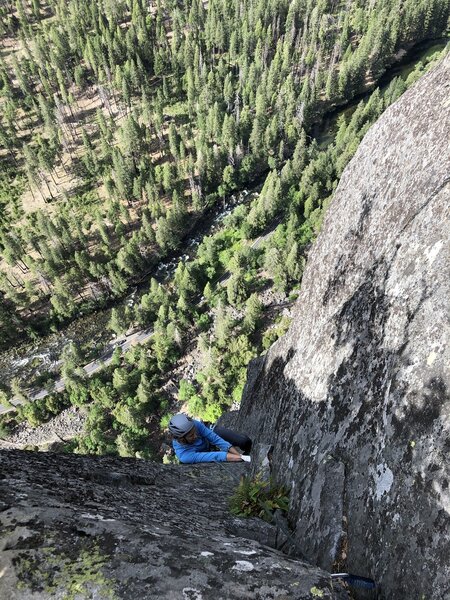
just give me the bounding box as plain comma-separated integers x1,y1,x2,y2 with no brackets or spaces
0,450,349,599
229,53,450,599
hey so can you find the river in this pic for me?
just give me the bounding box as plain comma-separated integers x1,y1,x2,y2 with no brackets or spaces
314,37,449,146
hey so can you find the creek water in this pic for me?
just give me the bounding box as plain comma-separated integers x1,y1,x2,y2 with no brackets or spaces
314,37,449,147
1,37,448,389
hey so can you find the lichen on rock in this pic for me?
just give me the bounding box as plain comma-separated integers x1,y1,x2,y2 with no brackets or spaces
13,540,116,599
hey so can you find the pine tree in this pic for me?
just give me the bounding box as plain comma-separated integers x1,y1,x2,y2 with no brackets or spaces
213,301,234,348
243,293,263,333
112,367,131,395
112,148,133,203
136,373,153,404
109,306,126,335
119,115,142,170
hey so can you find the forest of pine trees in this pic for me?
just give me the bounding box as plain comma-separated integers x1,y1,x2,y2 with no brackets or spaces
0,0,448,456
1,0,448,342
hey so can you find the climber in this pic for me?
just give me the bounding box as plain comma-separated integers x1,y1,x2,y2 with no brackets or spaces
168,413,252,464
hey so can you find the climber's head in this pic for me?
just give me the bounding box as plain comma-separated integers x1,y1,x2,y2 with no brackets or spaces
168,413,196,442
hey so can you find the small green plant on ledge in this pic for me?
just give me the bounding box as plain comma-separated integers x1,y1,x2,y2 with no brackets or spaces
229,475,289,522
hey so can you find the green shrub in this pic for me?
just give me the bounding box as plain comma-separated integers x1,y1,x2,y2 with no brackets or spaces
178,379,196,402
162,450,180,464
232,382,244,404
45,394,68,415
0,421,11,440
186,393,204,416
159,413,171,431
159,397,169,413
262,316,292,350
61,439,79,453
198,401,223,423
164,101,188,117
195,312,212,331
18,401,48,428
229,475,289,522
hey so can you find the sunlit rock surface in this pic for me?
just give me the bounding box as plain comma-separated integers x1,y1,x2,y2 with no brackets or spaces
0,450,349,599
224,53,450,599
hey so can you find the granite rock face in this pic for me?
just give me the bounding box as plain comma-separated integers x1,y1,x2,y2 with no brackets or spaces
1,48,449,600
0,450,349,599
226,54,450,599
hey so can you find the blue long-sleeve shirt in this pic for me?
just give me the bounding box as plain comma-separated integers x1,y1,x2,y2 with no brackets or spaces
172,420,232,463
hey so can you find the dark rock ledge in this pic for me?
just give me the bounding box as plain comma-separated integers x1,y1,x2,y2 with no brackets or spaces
0,450,349,599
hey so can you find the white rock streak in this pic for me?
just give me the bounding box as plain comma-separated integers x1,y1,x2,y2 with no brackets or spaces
374,463,394,500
